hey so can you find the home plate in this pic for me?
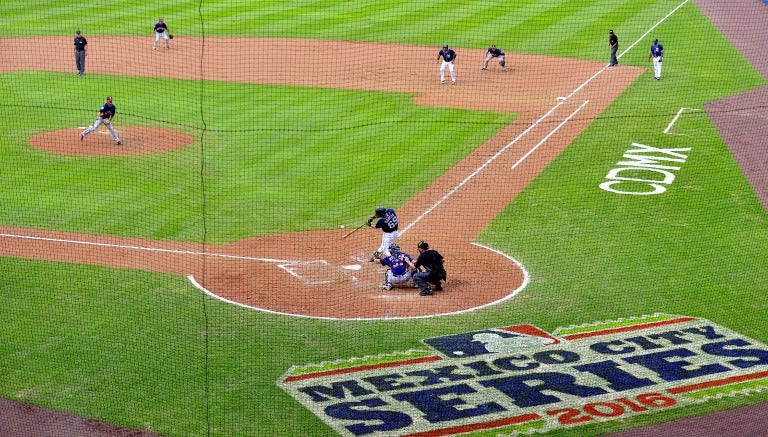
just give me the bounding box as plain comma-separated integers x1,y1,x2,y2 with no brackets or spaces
342,264,361,270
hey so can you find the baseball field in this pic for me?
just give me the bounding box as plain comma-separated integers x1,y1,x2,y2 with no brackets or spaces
1,0,767,436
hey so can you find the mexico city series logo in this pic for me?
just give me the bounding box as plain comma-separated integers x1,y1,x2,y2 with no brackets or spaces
278,314,768,436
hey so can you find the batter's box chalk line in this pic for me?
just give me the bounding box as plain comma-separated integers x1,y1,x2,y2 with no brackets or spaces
279,260,361,285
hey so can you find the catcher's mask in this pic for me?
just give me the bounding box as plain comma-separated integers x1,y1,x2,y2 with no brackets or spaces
389,243,401,254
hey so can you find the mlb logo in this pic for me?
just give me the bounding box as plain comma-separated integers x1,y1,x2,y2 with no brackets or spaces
423,324,560,358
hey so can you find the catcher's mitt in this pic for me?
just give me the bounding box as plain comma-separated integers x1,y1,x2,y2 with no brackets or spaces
169,34,174,39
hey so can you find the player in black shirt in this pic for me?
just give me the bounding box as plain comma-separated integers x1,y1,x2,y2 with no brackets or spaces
413,240,446,296
74,30,87,76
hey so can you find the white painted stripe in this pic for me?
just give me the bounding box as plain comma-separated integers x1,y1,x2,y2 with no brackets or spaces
664,107,701,134
512,100,590,170
0,232,296,264
403,100,589,234
619,0,690,60
188,242,531,321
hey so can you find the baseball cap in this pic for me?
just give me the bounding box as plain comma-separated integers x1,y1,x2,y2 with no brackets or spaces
609,30,614,34
76,30,81,35
418,240,429,250
106,96,112,101
443,44,448,48
654,38,658,42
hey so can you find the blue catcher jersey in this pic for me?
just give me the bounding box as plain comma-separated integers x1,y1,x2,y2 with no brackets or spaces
380,253,412,276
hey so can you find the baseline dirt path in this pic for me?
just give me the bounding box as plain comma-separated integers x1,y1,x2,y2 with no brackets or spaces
0,37,642,319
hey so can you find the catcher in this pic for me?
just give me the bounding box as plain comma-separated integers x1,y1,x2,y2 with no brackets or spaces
373,243,416,290
482,45,508,71
80,96,121,145
153,17,172,50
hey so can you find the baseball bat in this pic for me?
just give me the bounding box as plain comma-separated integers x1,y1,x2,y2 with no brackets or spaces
341,222,368,239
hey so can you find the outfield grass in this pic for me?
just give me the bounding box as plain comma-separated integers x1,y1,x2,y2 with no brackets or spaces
1,0,767,436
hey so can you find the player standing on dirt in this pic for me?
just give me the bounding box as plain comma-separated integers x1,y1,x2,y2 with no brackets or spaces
374,243,416,290
367,206,399,261
153,18,171,50
73,30,87,76
482,44,508,71
413,240,446,296
437,44,457,85
80,96,122,145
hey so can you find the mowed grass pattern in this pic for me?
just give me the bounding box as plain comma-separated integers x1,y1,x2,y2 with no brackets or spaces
1,1,767,436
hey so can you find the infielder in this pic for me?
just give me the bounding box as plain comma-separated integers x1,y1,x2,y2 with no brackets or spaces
437,44,457,85
80,96,121,145
153,18,171,50
367,206,399,261
648,38,664,80
375,243,416,290
482,45,508,71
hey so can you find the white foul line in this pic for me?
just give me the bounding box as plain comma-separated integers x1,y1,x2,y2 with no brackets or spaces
513,100,590,170
0,232,296,264
618,0,689,60
402,99,590,234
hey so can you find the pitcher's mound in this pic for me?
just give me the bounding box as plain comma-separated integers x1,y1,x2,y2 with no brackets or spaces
30,127,194,156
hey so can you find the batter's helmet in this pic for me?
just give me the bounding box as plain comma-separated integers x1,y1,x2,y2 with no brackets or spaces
375,206,386,217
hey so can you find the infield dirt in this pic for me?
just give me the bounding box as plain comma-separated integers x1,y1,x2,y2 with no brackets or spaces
5,37,642,319
3,5,768,431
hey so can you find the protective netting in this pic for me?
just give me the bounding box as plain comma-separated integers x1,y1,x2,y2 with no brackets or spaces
2,1,768,436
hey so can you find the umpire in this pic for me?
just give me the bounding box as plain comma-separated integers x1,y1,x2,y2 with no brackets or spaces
413,241,446,296
74,30,87,76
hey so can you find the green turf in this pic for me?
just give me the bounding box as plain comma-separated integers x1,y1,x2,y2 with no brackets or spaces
0,72,511,243
2,0,768,436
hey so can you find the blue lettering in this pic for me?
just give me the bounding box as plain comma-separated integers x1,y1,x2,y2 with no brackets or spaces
299,380,375,402
624,336,666,350
325,398,412,436
405,365,476,386
480,372,607,408
492,355,539,371
362,374,416,392
647,330,694,345
701,339,768,369
392,384,505,424
623,348,731,382
573,360,656,391
590,340,635,355
682,325,727,340
462,360,504,377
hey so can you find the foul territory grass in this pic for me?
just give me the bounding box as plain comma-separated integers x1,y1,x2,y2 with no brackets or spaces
2,0,768,436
